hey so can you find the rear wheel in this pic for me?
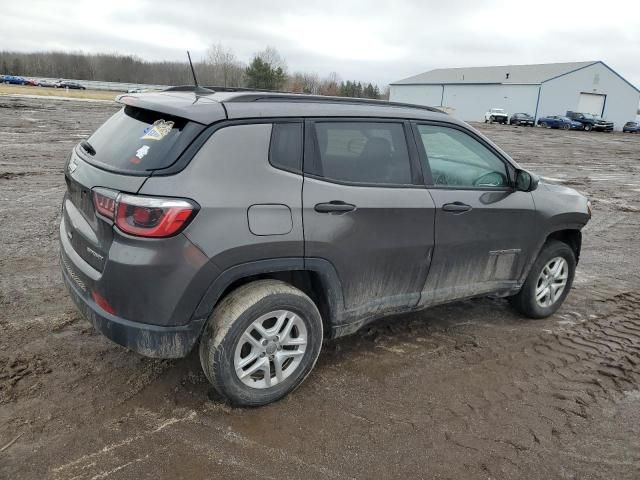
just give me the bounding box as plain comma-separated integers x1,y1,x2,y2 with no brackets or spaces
509,240,576,319
199,280,323,406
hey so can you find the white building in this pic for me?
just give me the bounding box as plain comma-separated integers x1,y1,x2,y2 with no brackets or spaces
390,61,639,130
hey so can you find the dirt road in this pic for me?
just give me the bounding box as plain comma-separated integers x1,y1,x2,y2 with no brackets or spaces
1,96,640,479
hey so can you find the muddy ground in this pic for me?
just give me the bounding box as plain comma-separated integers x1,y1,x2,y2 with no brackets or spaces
1,96,640,479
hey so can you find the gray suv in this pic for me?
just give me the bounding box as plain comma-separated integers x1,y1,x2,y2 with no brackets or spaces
60,90,591,406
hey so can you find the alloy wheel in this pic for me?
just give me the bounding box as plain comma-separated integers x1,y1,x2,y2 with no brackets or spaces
535,257,569,308
234,310,308,389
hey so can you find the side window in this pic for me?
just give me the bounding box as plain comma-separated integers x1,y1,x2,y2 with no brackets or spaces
269,122,303,173
416,125,509,188
312,122,412,185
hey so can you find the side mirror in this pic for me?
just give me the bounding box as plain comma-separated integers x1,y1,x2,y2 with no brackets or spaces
515,169,539,192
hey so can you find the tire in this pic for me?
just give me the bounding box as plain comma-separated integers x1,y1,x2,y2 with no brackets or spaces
584,124,593,132
563,124,570,130
199,280,323,406
509,240,576,319
489,116,494,123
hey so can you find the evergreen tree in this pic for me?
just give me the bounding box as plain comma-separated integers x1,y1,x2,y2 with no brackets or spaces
245,55,287,90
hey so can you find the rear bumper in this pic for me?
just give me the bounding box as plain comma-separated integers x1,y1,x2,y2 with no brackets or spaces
61,253,206,358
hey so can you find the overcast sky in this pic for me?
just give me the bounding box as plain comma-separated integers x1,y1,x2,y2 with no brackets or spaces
1,0,639,86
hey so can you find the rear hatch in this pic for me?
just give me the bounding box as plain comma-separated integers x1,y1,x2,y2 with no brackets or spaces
62,104,206,273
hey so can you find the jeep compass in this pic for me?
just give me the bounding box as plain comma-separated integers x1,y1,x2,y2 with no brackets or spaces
60,89,591,406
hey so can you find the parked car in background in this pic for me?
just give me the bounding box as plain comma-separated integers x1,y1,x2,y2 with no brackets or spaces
622,121,640,133
25,79,39,86
56,80,86,90
537,116,582,130
566,111,614,132
38,79,57,88
127,87,146,93
484,108,508,124
538,115,568,130
1,75,28,85
59,90,591,406
509,113,535,126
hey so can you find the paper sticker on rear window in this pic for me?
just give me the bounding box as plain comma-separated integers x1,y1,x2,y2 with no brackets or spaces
141,120,174,141
130,145,150,164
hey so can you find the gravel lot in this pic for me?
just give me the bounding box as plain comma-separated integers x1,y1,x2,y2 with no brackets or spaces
1,96,640,479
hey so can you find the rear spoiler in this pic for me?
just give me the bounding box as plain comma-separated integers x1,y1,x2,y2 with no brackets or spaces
116,92,226,125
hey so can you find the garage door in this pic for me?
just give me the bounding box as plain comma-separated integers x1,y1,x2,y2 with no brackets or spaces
577,93,606,116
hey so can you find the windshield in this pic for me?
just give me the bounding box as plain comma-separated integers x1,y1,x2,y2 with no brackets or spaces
492,109,505,113
82,106,204,174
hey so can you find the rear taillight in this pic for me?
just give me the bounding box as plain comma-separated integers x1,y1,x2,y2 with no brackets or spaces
115,194,196,237
93,188,118,219
92,189,198,238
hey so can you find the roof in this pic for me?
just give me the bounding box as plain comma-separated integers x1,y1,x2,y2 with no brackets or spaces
116,90,452,125
392,61,598,85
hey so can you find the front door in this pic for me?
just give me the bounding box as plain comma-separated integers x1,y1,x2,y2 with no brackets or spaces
413,123,537,306
302,119,436,321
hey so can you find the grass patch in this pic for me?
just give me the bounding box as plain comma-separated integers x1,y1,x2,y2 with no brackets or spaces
0,84,119,101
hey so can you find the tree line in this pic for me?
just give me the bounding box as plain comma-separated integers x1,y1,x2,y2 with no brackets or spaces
0,46,387,99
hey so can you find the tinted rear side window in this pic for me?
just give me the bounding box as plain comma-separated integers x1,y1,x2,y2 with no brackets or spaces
312,122,412,185
269,122,303,173
82,106,204,174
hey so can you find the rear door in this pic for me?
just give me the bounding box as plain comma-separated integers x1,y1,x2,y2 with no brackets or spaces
302,119,436,321
413,122,537,306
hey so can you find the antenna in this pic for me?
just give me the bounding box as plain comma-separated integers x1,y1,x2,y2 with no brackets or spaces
187,51,199,87
186,51,213,96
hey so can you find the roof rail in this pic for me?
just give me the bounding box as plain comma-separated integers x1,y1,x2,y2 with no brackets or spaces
164,85,290,93
224,92,445,113
163,85,215,93
162,86,445,114
203,86,291,93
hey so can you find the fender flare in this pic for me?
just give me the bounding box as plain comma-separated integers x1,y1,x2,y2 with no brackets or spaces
520,224,584,284
192,257,346,326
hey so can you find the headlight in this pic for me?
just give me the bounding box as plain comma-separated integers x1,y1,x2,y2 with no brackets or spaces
587,200,592,218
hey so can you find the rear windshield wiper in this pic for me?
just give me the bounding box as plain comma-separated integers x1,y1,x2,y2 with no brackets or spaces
80,140,96,156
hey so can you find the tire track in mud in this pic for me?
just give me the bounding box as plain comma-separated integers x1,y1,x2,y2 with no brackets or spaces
433,290,640,477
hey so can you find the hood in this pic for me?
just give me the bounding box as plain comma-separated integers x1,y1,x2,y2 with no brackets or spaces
538,177,584,196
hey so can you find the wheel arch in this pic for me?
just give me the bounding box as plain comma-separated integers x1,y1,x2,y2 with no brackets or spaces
546,229,582,264
192,258,345,336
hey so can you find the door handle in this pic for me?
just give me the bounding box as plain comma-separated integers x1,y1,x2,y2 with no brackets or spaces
442,202,472,213
314,201,356,214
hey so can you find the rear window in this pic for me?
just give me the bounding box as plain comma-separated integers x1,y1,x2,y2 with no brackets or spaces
81,106,204,174
269,123,303,173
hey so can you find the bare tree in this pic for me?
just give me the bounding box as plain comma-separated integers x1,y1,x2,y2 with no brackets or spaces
288,72,320,94
205,43,244,87
319,71,340,96
256,46,288,74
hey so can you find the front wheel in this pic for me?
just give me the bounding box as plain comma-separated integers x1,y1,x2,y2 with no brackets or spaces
509,240,576,318
584,124,593,132
199,280,323,406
